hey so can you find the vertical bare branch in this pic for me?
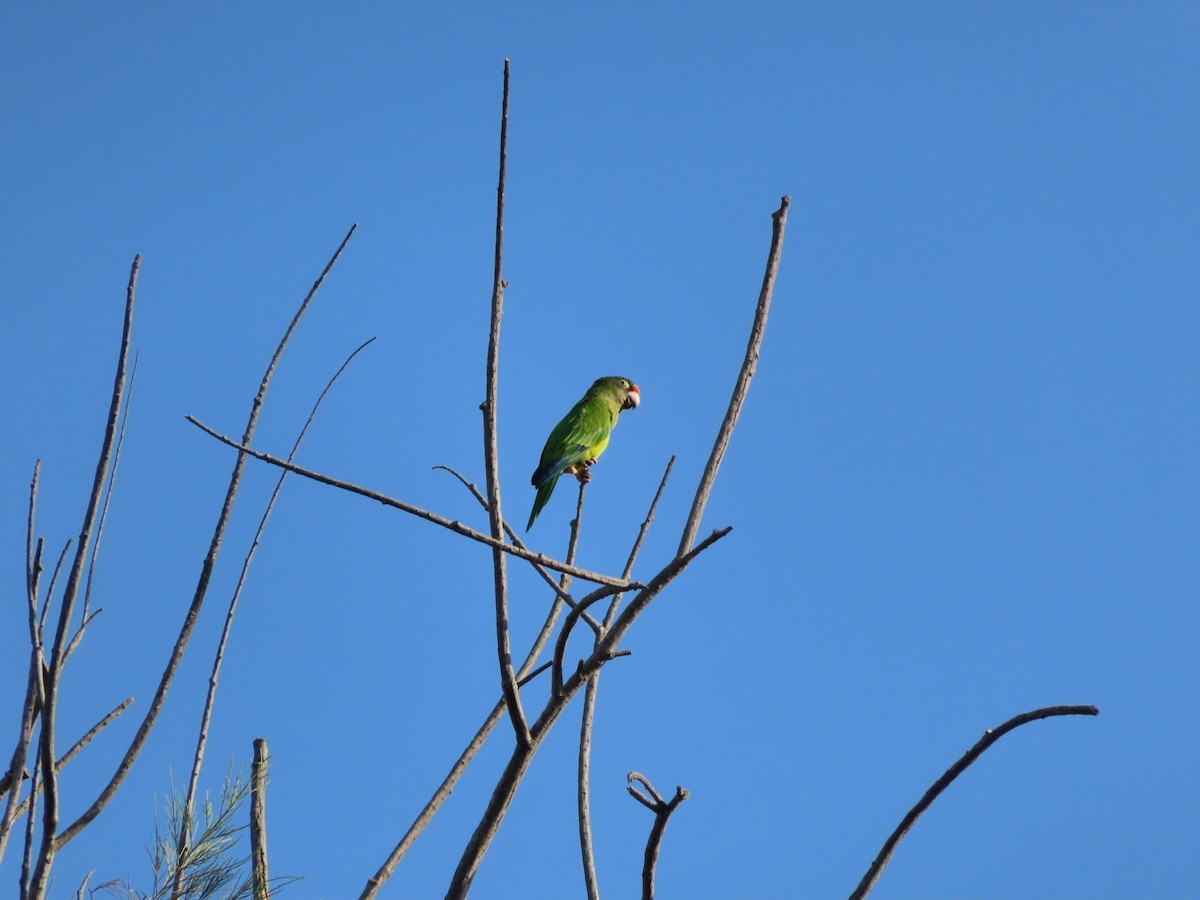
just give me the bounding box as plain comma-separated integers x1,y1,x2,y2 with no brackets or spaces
20,745,43,899
173,339,374,898
0,467,46,864
678,196,789,555
28,255,139,898
577,679,601,900
578,456,675,899
250,738,271,900
480,58,530,748
57,226,356,853
850,704,1100,899
626,773,688,900
39,541,71,636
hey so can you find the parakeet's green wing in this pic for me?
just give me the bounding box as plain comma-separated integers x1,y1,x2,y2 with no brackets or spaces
526,400,614,529
534,400,617,484
527,376,639,530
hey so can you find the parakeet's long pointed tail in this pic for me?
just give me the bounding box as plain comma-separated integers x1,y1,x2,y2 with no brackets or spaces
527,475,559,530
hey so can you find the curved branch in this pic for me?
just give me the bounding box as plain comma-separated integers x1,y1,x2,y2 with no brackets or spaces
850,704,1100,899
551,584,627,696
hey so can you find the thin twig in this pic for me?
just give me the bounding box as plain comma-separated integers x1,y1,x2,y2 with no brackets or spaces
21,739,43,899
626,773,688,900
58,226,356,855
68,354,139,662
25,462,42,638
0,467,45,865
39,540,72,636
250,738,271,900
849,704,1100,899
28,255,139,898
188,419,633,589
14,699,135,822
606,455,675,629
432,466,602,631
174,339,374,896
678,197,789,555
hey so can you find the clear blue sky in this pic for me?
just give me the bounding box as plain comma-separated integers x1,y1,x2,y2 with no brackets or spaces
3,3,1197,897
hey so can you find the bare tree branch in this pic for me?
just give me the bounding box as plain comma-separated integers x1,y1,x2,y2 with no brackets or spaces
39,540,72,637
173,339,374,898
28,255,139,898
56,226,356,855
66,354,139,663
678,196,789,555
21,739,43,899
850,704,1101,899
627,773,688,900
551,584,627,696
577,677,601,900
479,61,530,748
250,738,271,900
188,419,634,590
0,468,46,864
13,699,133,823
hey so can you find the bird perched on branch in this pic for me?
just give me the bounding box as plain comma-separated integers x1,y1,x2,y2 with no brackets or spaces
527,376,640,530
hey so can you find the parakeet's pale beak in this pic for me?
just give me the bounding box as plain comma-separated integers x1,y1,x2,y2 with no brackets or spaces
624,385,640,410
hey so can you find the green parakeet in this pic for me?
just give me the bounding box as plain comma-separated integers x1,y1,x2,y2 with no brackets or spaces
527,376,641,530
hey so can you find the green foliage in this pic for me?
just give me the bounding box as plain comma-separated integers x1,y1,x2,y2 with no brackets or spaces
96,764,296,900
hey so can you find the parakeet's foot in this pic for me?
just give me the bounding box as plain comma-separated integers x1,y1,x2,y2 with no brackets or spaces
571,457,598,483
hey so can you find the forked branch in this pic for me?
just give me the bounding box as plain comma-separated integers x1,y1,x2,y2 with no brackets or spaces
850,704,1100,899
627,772,688,900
